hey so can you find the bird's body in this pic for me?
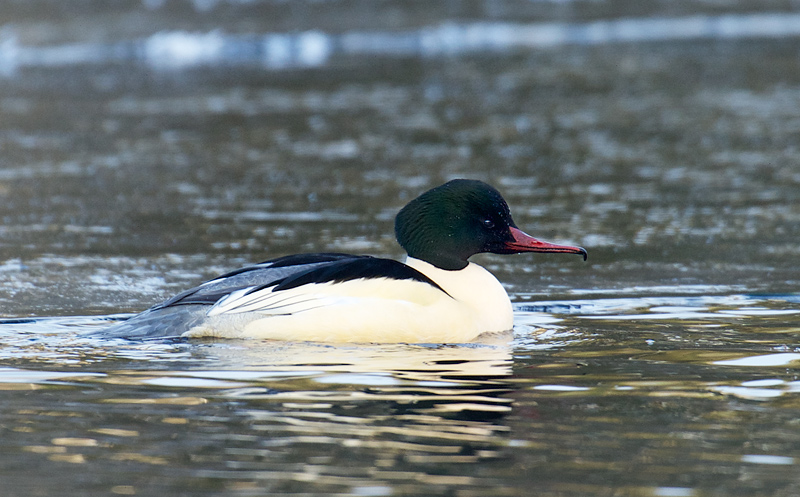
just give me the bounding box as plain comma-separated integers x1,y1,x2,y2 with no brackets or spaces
100,180,586,343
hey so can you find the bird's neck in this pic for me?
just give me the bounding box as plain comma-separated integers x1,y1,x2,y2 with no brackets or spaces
404,257,514,333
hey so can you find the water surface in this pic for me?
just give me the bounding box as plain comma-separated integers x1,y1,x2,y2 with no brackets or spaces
1,1,799,496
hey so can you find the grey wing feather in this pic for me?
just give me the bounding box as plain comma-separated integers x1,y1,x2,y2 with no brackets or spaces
99,305,209,339
154,260,343,308
95,253,365,340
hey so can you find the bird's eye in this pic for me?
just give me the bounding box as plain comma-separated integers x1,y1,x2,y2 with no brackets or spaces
482,218,495,229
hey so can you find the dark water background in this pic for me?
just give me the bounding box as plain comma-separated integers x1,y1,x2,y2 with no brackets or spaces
0,1,799,496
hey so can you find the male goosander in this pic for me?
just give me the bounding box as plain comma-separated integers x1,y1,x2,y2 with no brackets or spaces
102,179,586,343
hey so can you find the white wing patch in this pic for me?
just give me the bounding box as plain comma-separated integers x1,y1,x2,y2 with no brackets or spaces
207,284,339,317
205,276,449,320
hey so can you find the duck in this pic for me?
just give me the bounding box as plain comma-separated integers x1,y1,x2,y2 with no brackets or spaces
100,179,587,343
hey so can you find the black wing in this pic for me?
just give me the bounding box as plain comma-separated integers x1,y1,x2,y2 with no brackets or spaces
97,253,447,339
205,256,450,316
154,253,362,309
271,257,447,293
96,253,361,339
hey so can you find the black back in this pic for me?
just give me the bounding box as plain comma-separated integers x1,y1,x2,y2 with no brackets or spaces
154,253,447,310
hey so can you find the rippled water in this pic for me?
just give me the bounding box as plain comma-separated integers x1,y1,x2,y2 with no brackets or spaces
1,1,800,496
2,295,800,495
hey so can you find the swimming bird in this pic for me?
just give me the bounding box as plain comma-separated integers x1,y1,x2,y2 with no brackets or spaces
101,179,586,343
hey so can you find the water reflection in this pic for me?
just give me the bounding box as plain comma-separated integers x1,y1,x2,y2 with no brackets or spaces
0,324,516,495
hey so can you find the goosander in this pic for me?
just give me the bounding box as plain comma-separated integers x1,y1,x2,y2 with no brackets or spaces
101,179,586,343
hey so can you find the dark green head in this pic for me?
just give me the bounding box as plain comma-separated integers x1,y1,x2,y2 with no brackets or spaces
395,179,587,270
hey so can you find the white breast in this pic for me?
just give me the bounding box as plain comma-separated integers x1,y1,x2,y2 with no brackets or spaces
404,257,514,333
